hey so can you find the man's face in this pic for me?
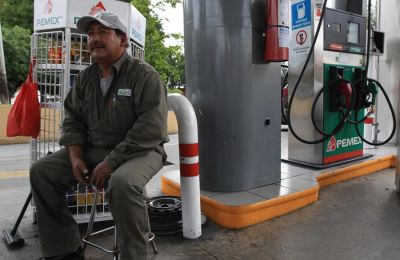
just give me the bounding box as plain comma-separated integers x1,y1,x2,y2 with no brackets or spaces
87,22,126,63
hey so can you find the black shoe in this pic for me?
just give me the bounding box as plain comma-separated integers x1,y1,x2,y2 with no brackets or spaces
38,246,85,260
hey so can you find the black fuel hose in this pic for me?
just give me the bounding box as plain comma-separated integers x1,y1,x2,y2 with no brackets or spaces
345,0,372,126
339,88,372,125
281,64,289,124
310,78,357,136
354,78,396,146
287,0,349,144
365,0,372,77
351,0,396,145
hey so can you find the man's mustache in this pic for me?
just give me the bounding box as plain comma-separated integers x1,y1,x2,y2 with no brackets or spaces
90,44,106,50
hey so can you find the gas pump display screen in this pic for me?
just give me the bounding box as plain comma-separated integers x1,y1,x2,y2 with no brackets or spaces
347,22,359,44
324,8,366,54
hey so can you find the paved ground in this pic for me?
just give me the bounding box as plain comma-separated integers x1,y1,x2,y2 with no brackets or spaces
1,140,400,259
100,169,400,260
0,143,30,172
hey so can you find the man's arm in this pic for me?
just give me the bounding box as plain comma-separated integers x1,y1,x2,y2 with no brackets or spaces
59,72,89,147
60,72,90,184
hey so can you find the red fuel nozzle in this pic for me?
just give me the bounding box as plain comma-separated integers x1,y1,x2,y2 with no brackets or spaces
338,81,352,109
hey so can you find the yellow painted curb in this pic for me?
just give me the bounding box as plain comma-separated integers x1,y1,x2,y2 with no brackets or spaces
317,155,394,187
202,186,319,229
0,171,29,179
162,176,319,229
391,155,397,167
161,154,396,229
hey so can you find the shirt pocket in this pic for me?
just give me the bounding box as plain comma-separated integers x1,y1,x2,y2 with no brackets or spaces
79,98,96,128
109,96,135,131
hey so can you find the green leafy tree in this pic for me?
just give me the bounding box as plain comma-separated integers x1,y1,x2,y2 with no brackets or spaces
0,0,33,98
2,25,31,96
132,0,184,88
0,0,33,31
166,44,185,87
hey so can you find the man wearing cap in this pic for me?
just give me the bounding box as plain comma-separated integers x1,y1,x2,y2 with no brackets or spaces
30,11,169,260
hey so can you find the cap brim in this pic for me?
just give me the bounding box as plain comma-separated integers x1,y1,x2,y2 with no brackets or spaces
77,16,118,33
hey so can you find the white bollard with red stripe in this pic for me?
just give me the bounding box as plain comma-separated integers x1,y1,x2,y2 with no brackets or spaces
167,93,201,239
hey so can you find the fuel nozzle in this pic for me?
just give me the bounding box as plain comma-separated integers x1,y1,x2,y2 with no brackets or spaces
363,80,378,107
338,80,353,109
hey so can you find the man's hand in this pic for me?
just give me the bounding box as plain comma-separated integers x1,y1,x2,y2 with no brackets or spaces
71,157,89,185
68,145,89,184
91,161,113,189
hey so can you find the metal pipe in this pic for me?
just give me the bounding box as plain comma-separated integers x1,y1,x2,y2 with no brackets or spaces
0,20,9,103
167,93,201,239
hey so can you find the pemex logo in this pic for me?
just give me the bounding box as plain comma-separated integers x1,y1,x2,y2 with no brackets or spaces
326,136,337,152
89,1,107,15
44,0,53,14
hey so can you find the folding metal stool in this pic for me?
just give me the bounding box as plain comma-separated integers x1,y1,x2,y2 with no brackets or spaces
82,186,158,259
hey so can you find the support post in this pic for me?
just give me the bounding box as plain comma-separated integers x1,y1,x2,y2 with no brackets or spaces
167,93,201,239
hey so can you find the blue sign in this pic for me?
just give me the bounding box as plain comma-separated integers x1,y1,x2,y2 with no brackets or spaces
292,0,311,30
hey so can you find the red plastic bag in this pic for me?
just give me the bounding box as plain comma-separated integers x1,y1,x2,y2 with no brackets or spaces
7,62,40,138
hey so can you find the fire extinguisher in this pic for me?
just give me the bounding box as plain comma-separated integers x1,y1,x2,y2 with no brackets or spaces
264,0,289,62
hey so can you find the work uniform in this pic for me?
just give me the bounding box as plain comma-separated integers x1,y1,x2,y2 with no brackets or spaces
30,51,169,259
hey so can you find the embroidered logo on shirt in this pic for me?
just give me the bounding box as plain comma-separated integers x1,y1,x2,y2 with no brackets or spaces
117,89,132,97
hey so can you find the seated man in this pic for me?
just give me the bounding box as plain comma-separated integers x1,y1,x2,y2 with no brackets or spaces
30,11,169,260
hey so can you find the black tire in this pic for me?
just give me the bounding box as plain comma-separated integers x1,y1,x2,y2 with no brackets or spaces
146,196,182,236
147,196,181,212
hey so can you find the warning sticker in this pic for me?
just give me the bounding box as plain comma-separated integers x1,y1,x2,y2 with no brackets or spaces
291,0,312,56
279,27,289,48
291,26,312,55
296,30,307,45
291,0,311,30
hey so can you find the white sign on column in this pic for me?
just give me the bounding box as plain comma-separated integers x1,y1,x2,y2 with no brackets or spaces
129,5,146,47
290,0,312,57
67,0,130,30
34,0,68,31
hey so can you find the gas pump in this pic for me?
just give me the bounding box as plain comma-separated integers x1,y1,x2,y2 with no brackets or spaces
286,0,396,167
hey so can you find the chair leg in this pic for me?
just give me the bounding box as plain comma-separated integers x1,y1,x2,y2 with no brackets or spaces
149,232,158,254
82,187,119,257
113,225,119,260
83,185,159,258
83,187,99,246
